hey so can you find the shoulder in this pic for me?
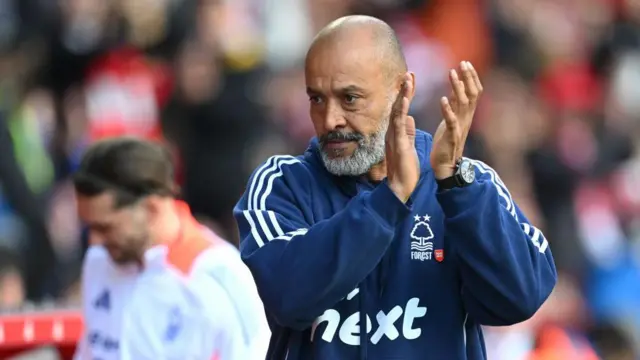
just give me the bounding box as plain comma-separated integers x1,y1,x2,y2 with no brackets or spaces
189,246,269,354
167,226,258,299
164,228,215,276
193,242,257,290
247,154,313,188
132,253,226,320
191,240,242,276
241,154,318,208
176,262,239,326
191,241,265,309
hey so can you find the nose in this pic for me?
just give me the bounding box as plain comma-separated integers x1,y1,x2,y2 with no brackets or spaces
322,101,347,131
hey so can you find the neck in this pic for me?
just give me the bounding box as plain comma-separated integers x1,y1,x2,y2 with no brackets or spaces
150,200,182,246
367,160,387,182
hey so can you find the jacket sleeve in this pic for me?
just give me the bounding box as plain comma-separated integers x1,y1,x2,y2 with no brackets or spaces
436,159,557,326
234,155,411,329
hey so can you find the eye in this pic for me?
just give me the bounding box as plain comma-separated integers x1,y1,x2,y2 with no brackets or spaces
309,95,323,104
344,94,358,104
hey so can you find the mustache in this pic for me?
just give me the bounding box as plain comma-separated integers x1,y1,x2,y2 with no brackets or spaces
319,131,365,143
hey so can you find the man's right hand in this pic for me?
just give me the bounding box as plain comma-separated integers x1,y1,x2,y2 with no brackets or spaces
386,73,419,203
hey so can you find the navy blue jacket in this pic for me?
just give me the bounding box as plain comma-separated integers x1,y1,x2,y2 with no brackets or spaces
234,131,557,360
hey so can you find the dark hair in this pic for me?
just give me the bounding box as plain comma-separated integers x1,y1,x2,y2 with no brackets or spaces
73,137,176,208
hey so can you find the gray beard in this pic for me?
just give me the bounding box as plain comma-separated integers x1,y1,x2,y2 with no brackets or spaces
320,117,389,176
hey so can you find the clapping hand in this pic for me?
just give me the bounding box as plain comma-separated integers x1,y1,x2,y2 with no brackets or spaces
386,73,419,203
430,61,483,179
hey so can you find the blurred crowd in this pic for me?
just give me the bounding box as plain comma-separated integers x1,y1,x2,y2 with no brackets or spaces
0,0,639,358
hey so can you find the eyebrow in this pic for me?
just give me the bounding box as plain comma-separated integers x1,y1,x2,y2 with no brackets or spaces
86,221,112,230
340,85,365,94
306,85,366,95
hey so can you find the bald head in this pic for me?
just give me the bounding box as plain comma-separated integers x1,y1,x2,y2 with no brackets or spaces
304,16,415,177
308,15,407,78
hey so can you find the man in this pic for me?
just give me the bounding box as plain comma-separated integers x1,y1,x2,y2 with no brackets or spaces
72,137,270,360
234,15,557,359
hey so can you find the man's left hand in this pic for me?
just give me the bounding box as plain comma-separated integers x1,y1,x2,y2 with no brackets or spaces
430,61,483,180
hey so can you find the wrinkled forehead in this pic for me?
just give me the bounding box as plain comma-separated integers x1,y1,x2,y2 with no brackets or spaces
305,38,386,91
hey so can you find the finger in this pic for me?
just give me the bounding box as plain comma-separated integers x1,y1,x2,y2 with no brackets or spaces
391,84,404,116
390,74,413,135
449,69,468,107
393,97,410,138
392,73,412,106
440,96,458,130
390,77,410,121
467,62,483,94
406,115,416,145
460,61,479,103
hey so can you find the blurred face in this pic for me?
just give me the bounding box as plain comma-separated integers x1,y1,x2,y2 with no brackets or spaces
76,192,150,265
305,35,395,176
0,270,24,308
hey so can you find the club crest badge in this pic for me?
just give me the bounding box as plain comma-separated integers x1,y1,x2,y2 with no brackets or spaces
410,215,434,261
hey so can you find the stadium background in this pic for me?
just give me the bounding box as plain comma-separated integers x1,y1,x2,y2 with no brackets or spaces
0,0,638,358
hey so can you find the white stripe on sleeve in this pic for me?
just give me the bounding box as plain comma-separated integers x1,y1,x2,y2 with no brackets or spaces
521,223,548,254
244,155,307,247
471,159,548,254
471,159,517,219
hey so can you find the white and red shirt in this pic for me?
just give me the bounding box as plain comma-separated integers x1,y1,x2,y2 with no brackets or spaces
74,202,270,360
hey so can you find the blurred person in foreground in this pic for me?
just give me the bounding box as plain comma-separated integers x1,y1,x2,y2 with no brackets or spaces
234,15,557,360
71,137,269,360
